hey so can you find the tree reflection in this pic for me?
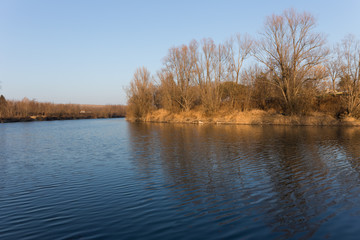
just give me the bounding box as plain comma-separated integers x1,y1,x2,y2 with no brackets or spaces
127,123,360,238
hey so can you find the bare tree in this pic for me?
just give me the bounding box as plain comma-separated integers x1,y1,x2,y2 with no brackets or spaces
226,34,253,84
198,38,223,113
201,38,216,85
163,43,199,112
126,67,155,120
254,9,328,114
337,35,360,116
220,34,253,109
325,52,341,93
157,69,180,112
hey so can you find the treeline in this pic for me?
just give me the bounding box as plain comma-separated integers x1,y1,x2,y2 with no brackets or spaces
0,95,126,122
126,9,360,121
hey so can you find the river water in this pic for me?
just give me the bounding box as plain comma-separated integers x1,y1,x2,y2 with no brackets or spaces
1,119,360,239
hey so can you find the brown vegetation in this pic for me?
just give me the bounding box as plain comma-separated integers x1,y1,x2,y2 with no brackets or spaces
126,9,360,125
126,67,154,120
140,109,360,126
254,9,329,114
0,96,126,123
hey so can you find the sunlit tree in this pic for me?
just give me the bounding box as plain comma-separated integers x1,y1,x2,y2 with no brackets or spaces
337,35,360,116
126,67,155,119
254,9,328,114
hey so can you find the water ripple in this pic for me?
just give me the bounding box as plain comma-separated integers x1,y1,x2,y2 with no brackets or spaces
1,121,360,239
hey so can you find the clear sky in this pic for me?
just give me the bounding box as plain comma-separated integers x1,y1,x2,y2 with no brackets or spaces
0,0,359,105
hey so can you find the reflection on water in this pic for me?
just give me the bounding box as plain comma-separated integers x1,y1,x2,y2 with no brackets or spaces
128,123,360,239
1,119,360,239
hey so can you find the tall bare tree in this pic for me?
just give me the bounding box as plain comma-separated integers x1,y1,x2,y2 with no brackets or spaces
254,9,328,113
226,34,253,84
201,38,216,85
163,43,199,112
198,38,223,113
325,51,341,93
220,34,253,109
337,35,360,116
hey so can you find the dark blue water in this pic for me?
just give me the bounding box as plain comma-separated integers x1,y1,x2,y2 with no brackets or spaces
1,119,360,239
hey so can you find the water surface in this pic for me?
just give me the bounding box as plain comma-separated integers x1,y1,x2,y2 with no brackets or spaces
1,119,360,239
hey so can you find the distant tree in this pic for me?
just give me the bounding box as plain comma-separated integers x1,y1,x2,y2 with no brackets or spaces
254,9,328,114
0,95,6,105
0,95,7,117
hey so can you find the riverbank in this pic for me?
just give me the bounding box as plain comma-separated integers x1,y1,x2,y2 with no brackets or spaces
127,109,360,126
0,115,125,123
0,97,127,123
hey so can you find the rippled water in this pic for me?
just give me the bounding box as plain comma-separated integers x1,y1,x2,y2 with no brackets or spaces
1,119,360,239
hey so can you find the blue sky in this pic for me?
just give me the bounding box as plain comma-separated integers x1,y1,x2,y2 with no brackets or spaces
0,0,359,105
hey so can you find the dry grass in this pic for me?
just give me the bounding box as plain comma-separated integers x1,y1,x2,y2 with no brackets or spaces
127,109,360,126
